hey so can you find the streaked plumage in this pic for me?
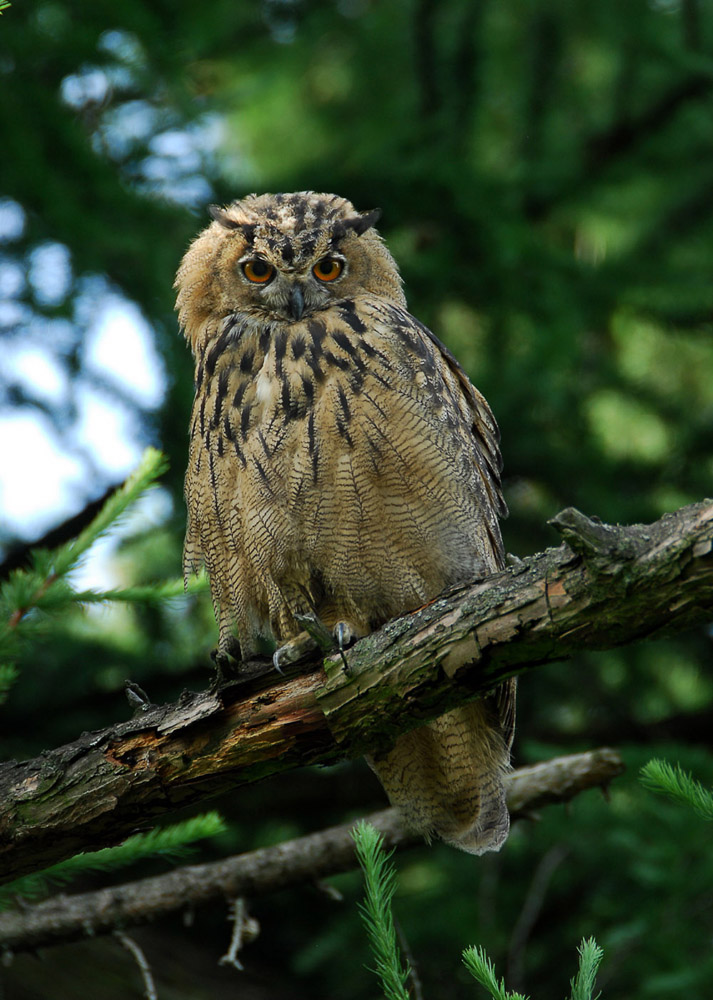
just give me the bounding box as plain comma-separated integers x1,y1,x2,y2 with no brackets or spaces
176,191,515,854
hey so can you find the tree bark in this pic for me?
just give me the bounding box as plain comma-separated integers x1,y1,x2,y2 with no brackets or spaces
0,750,624,954
0,500,711,883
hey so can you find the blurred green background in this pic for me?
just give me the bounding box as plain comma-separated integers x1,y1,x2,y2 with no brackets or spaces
1,2,712,998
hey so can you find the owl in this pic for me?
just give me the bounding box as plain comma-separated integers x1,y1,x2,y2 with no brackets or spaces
176,192,516,855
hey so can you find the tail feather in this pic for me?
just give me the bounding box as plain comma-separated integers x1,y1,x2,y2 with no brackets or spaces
368,701,511,855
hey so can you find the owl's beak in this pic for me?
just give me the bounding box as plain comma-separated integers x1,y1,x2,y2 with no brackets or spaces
288,284,305,321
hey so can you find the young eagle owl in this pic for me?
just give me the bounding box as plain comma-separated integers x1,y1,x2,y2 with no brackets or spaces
176,191,515,855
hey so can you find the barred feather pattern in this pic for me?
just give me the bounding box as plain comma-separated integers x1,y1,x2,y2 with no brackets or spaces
178,192,516,855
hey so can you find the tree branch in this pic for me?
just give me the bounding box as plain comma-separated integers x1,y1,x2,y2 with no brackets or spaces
525,73,713,219
1,500,711,882
0,485,118,581
0,749,624,955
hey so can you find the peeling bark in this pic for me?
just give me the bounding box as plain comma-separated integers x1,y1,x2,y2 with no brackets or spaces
0,749,624,954
0,500,711,883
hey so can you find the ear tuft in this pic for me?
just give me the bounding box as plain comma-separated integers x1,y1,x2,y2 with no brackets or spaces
208,205,257,242
345,208,382,237
208,205,240,228
333,208,382,241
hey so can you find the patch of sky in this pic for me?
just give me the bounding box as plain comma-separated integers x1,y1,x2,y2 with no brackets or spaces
28,243,73,307
0,199,26,243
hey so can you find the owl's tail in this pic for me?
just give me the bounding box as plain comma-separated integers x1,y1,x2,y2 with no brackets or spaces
368,700,511,855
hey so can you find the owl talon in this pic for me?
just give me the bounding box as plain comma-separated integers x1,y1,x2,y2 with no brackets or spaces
179,192,514,856
333,621,357,673
272,630,320,672
333,621,355,650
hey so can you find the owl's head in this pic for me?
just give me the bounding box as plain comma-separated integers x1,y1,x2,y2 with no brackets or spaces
175,192,406,353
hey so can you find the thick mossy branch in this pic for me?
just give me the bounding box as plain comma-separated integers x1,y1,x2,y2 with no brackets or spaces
0,750,623,955
317,498,713,742
0,500,710,883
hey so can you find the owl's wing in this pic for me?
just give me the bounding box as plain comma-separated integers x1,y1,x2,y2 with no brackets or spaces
412,317,516,750
419,323,507,529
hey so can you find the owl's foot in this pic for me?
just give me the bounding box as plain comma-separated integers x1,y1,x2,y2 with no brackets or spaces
271,617,358,673
272,630,320,672
211,642,242,684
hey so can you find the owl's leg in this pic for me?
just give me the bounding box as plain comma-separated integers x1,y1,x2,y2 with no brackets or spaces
270,610,363,673
269,582,370,672
210,599,245,680
317,598,368,648
210,581,276,683
271,629,321,672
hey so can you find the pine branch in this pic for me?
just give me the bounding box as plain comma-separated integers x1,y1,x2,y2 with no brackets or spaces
0,750,624,954
570,938,604,1000
0,812,225,910
463,945,529,1000
0,499,710,882
640,759,713,822
353,821,411,1000
464,934,603,1000
52,576,208,609
0,486,118,583
49,447,169,579
0,448,170,699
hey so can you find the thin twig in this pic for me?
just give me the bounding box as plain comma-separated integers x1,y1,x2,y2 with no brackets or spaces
0,750,625,956
218,897,259,971
1,499,710,883
395,917,424,1000
506,844,569,990
115,931,157,1000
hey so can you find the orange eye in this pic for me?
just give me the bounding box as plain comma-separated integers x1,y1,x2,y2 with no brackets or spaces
242,259,274,284
312,257,343,282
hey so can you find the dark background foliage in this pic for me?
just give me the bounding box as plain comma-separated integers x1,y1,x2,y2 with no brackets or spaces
1,2,712,997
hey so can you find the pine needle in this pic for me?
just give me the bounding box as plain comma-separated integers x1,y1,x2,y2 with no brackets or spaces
52,447,169,578
352,820,411,1000
0,811,226,911
640,759,713,822
0,449,173,698
569,938,603,1000
462,946,529,1000
42,574,208,609
464,936,602,1000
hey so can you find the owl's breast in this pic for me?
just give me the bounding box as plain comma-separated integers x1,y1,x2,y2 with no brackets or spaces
187,298,503,633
